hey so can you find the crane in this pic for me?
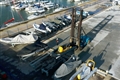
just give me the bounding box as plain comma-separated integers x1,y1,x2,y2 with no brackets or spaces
57,7,90,54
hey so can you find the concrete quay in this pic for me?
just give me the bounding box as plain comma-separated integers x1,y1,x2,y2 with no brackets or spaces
44,5,120,79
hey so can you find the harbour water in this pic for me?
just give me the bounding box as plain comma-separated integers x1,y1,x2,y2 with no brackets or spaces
0,0,82,26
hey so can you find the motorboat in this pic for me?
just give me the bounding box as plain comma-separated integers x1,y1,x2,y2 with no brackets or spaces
67,0,80,2
53,7,65,13
54,55,82,79
5,22,20,27
0,32,38,47
33,23,51,33
22,0,36,3
64,14,72,20
0,1,9,5
27,12,45,20
0,0,13,5
42,22,56,31
25,4,45,13
75,0,80,1
56,15,72,26
42,1,54,10
56,17,68,26
43,4,54,10
27,7,45,14
14,2,28,10
49,18,65,29
76,10,89,19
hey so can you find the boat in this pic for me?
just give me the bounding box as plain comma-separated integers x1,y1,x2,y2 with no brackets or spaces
5,21,20,27
68,0,80,2
14,2,28,10
27,6,45,14
0,32,38,47
74,0,80,1
0,1,9,5
41,1,54,10
33,23,51,33
53,7,65,13
42,21,60,30
49,18,65,29
27,12,45,20
76,10,89,19
56,15,72,26
54,55,82,79
0,0,13,5
25,4,40,11
22,0,36,3
42,22,56,31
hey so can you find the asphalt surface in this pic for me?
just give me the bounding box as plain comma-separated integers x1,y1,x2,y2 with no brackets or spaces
45,5,120,79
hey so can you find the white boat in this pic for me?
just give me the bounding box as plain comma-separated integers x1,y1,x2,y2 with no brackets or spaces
0,33,38,47
43,4,54,10
27,7,45,14
22,0,36,3
14,3,28,10
43,1,54,10
76,11,89,18
27,12,44,20
68,0,80,1
0,1,8,5
53,7,65,13
0,0,12,5
25,4,45,13
74,0,80,1
5,22,20,27
33,24,51,33
67,0,74,2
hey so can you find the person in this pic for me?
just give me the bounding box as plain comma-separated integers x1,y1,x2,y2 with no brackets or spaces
56,38,59,45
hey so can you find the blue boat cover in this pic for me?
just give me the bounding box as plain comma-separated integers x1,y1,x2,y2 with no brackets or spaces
39,24,46,30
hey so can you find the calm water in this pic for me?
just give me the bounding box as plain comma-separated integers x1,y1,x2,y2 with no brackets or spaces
0,0,82,26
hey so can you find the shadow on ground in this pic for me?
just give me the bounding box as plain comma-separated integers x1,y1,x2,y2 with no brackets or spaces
86,15,114,41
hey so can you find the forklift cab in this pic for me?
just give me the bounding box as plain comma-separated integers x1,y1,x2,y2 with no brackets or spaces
80,34,90,48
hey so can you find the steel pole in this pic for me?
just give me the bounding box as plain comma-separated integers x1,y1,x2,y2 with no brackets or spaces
70,8,75,44
76,9,83,50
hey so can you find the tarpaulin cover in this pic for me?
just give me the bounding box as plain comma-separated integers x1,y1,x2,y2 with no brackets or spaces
0,33,38,44
54,56,82,78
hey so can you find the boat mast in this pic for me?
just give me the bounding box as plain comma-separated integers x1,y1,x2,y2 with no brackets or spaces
12,0,24,21
10,0,14,19
4,0,15,24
